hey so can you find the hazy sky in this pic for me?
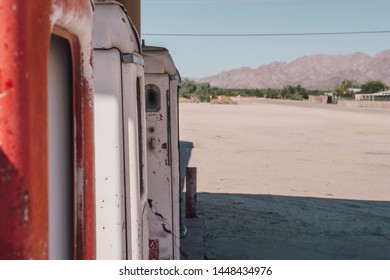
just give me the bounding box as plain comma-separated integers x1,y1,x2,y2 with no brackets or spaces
141,0,390,78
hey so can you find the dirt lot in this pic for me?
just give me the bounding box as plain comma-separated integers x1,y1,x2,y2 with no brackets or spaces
179,99,390,260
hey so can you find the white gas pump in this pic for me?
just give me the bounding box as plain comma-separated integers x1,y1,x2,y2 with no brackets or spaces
93,1,148,260
143,45,181,260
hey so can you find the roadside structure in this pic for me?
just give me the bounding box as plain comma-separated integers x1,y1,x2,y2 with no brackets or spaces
355,90,390,101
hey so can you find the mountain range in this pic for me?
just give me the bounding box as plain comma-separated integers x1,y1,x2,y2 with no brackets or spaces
201,51,390,90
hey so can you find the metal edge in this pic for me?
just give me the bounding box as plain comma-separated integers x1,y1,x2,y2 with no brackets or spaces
122,53,144,66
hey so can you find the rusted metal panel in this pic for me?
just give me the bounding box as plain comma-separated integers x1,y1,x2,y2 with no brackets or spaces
0,0,51,260
0,0,94,259
149,239,159,260
186,167,197,219
51,0,96,260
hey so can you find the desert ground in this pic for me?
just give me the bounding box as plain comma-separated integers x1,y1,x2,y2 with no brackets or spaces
179,98,390,260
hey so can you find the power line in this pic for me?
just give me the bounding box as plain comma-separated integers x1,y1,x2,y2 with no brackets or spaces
143,30,390,37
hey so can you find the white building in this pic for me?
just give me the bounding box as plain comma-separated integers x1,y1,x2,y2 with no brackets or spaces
355,90,390,101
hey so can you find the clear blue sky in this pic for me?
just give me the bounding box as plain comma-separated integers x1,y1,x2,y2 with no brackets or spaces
141,0,390,78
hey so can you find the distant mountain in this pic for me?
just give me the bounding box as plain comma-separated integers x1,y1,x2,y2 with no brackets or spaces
201,51,390,90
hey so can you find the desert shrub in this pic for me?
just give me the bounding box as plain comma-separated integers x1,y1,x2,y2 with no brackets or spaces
179,79,319,102
210,96,238,105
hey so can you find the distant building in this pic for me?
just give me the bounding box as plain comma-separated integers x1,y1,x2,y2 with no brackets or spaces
355,90,390,101
348,88,362,94
308,93,337,104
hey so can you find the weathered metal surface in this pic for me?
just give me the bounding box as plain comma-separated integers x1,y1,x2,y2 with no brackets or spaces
143,46,181,259
149,239,159,260
0,0,50,260
117,0,141,35
0,0,94,259
93,2,148,260
92,2,140,53
49,0,96,260
122,64,149,260
93,48,127,259
122,53,144,66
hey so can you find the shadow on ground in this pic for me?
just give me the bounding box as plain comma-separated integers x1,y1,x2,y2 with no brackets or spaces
198,192,390,260
179,141,194,191
179,141,206,260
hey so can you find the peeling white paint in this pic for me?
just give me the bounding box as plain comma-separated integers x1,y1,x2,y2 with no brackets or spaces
143,47,181,260
0,91,8,99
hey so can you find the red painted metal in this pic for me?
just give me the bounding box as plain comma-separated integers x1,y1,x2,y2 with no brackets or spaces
0,0,95,259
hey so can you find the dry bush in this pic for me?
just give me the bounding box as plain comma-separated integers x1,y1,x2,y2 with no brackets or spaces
210,96,238,105
179,97,200,103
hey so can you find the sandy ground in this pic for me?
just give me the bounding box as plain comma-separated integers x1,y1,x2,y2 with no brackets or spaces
179,99,390,260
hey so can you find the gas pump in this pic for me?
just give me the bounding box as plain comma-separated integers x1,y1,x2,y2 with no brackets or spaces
143,45,181,260
0,0,95,259
93,1,148,260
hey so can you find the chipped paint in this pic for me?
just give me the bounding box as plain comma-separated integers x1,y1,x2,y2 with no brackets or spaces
0,0,94,260
93,2,147,259
0,92,8,99
143,45,181,259
50,1,94,99
0,79,13,99
23,192,29,222
149,239,159,260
